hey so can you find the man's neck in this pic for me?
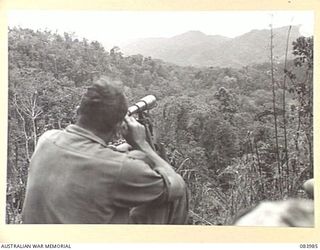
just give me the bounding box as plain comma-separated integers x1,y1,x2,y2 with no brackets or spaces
76,122,114,144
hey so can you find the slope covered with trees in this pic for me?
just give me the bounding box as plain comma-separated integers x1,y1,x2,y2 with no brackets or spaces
7,27,313,224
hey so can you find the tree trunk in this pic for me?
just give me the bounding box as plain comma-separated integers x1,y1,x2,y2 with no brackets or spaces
32,117,37,150
282,25,291,191
270,24,282,194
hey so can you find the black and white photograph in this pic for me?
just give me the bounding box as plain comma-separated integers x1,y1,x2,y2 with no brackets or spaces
6,10,314,227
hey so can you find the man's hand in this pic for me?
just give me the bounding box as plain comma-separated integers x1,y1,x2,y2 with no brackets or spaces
122,115,147,149
115,142,132,152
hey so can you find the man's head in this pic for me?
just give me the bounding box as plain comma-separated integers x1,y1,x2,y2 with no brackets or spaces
77,77,128,136
233,199,314,227
303,178,314,199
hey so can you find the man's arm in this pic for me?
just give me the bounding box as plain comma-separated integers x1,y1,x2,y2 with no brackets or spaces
122,115,185,200
137,140,185,200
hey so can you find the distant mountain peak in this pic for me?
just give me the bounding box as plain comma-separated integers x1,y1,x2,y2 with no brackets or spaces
176,30,206,36
171,30,208,41
123,26,302,68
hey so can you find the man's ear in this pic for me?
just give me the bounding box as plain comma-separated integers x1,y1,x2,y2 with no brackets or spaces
113,121,126,138
119,121,128,135
75,105,80,115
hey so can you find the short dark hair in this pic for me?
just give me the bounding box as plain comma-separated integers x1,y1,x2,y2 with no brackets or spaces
77,77,128,133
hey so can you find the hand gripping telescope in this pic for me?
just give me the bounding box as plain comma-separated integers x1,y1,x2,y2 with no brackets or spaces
127,95,157,116
123,95,167,159
126,95,157,150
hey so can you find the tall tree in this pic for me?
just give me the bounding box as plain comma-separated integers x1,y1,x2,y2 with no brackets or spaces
270,23,282,193
287,36,313,177
282,25,292,190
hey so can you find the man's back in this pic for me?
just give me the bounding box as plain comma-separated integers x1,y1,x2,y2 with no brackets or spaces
22,125,168,224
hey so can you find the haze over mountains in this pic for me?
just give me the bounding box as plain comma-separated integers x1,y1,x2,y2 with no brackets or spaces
122,26,302,68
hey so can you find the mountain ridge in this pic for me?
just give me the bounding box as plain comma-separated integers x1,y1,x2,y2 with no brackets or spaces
123,26,302,68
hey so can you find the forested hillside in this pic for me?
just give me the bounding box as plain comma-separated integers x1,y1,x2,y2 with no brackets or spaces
7,27,313,224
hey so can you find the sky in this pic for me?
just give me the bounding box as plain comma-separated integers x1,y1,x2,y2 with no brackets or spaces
8,10,314,50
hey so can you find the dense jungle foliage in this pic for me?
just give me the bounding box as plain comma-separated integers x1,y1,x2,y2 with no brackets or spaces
7,27,313,224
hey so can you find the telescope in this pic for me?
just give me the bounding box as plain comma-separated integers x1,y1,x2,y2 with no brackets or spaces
127,95,157,116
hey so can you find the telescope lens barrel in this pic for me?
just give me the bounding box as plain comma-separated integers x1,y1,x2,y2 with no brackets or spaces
128,95,156,115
